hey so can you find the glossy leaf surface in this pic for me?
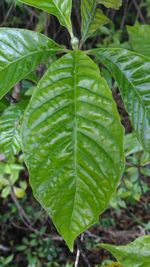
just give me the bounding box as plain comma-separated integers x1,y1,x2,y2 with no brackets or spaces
98,0,122,9
91,48,150,152
127,24,150,57
81,0,109,42
0,28,63,100
19,0,72,33
0,102,26,161
22,51,124,251
101,235,150,267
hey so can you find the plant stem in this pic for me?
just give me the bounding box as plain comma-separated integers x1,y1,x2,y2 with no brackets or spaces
75,234,92,267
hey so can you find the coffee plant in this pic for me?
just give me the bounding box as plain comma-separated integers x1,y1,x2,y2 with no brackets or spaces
0,0,150,265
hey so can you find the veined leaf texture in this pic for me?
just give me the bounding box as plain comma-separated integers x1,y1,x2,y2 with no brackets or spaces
0,102,27,161
81,0,109,42
22,51,124,250
19,0,73,34
0,28,63,100
101,235,150,267
91,48,150,152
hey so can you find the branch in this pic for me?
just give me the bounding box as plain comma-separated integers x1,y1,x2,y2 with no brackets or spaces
76,234,92,267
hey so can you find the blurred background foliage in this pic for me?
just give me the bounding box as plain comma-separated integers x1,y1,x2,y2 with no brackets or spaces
0,0,150,266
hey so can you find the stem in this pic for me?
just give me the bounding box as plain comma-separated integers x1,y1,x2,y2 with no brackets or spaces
74,246,80,267
132,0,145,23
75,234,92,267
74,234,84,267
120,0,129,29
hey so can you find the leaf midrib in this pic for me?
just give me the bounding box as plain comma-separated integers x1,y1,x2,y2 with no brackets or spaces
69,51,78,230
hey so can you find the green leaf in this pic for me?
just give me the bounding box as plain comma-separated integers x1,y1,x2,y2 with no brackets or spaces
81,1,109,42
14,186,26,198
140,152,150,166
22,51,124,251
124,132,143,156
98,0,122,9
3,255,14,265
101,235,150,267
0,98,9,115
0,28,63,100
19,0,72,34
90,48,150,152
127,24,150,57
124,133,150,164
0,102,26,161
0,177,9,189
1,186,11,198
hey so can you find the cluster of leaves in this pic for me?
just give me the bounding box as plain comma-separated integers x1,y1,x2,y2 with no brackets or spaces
0,255,14,267
110,133,150,210
0,162,27,198
16,228,61,267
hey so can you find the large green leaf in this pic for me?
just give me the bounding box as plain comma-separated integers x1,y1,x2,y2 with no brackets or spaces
0,102,26,161
101,235,150,267
0,28,63,100
22,51,124,251
81,0,109,42
19,0,72,34
127,24,150,57
91,48,150,152
98,0,122,9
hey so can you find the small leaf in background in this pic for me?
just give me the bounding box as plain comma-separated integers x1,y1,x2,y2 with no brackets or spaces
127,24,150,57
25,86,36,96
98,0,122,9
0,177,9,189
22,51,124,251
3,254,14,265
101,235,150,267
35,12,47,33
89,9,110,38
91,48,150,152
19,0,73,34
140,152,150,166
14,186,25,198
1,186,11,198
124,132,143,156
0,102,26,161
0,28,64,99
19,181,27,190
81,0,110,42
141,167,150,177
